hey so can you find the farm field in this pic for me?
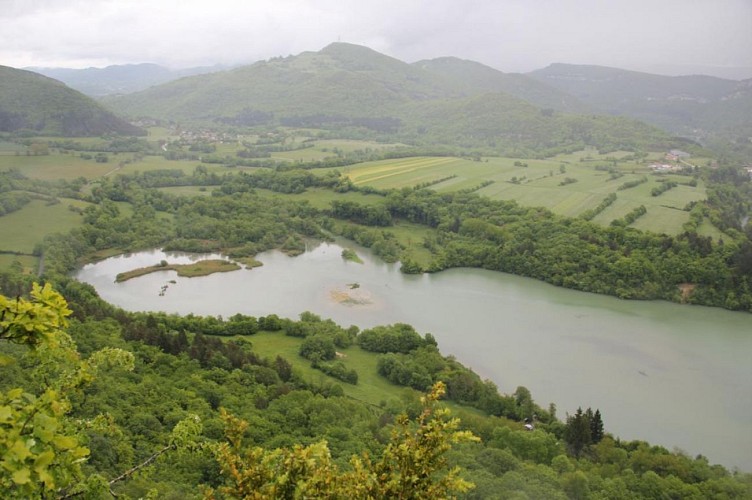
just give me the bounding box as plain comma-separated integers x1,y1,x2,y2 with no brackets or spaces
251,187,386,210
0,254,38,275
116,155,206,176
271,139,407,162
0,153,114,180
0,198,90,253
158,186,214,196
323,152,711,235
0,150,232,181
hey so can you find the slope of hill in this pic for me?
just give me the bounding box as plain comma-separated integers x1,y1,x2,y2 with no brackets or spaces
0,66,144,136
105,43,455,122
528,63,752,156
29,63,226,96
414,56,590,113
399,92,669,155
106,43,675,154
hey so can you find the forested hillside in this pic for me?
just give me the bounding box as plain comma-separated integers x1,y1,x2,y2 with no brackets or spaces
104,43,678,156
529,63,752,160
2,269,751,498
0,66,144,137
414,56,590,113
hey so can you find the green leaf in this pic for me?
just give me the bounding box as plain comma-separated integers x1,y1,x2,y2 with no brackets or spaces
9,439,32,461
34,450,55,470
0,405,12,424
7,388,24,400
0,353,15,366
33,413,59,443
53,435,78,450
37,468,54,488
12,467,31,485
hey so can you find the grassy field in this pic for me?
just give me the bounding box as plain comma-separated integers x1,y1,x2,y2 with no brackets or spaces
0,140,25,155
0,254,39,275
0,198,90,253
0,154,114,180
0,151,225,181
243,331,413,406
158,186,214,196
252,187,387,209
1,134,719,242
268,139,407,163
321,152,710,235
133,183,392,214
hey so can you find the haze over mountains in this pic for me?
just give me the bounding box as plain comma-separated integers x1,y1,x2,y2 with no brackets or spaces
28,63,227,96
0,66,144,137
95,43,671,155
3,42,750,158
530,64,752,155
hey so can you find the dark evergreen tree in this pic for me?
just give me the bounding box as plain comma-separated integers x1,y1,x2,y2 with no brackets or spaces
565,407,592,458
590,409,604,443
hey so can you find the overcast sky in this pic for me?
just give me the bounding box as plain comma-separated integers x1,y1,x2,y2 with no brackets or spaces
2,0,751,79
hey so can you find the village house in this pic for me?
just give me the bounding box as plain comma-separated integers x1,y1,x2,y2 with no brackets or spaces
666,149,691,161
650,163,681,172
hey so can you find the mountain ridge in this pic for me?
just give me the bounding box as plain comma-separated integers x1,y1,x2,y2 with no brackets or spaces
104,42,677,155
27,63,228,96
528,63,752,156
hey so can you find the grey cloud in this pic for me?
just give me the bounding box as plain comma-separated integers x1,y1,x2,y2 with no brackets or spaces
1,0,750,78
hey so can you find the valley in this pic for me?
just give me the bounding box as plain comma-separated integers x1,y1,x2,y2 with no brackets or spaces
1,39,751,498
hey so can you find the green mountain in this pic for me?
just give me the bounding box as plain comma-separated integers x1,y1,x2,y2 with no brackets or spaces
529,63,752,156
106,43,675,154
413,56,590,113
0,65,144,136
106,43,453,123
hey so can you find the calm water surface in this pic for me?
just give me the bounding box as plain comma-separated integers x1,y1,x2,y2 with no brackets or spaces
76,243,752,470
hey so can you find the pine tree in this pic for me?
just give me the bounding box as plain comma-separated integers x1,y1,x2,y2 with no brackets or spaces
565,407,592,458
590,409,604,443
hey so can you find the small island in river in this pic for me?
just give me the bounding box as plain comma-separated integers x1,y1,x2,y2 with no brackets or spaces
115,259,241,282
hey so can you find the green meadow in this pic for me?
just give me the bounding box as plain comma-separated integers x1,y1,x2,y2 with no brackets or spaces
0,198,90,253
0,153,114,180
0,254,38,275
243,330,413,406
324,152,709,235
270,139,407,162
158,186,214,196
252,187,386,209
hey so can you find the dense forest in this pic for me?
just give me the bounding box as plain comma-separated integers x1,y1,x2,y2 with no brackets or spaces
2,275,752,498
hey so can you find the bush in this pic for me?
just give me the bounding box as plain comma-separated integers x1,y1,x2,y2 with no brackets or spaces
299,334,336,361
358,323,426,353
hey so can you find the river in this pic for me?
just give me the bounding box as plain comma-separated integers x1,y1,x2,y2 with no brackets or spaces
75,242,752,471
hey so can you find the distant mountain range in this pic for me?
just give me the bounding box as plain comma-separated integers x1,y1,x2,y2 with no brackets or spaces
99,43,676,155
529,63,752,157
27,63,227,96
4,43,750,157
0,66,144,136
